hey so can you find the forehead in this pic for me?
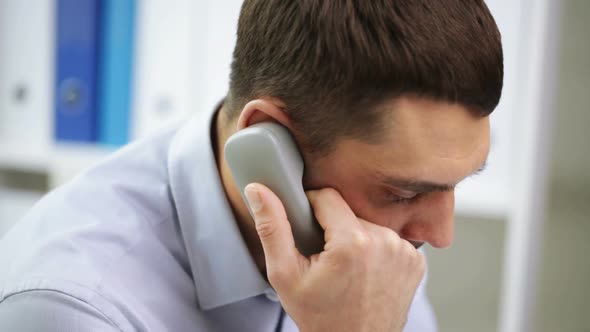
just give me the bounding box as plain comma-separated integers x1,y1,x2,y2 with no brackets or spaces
344,96,490,185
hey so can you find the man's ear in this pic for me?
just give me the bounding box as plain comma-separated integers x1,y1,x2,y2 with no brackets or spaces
236,98,294,131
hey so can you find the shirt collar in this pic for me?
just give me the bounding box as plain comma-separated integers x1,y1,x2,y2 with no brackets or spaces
168,99,270,310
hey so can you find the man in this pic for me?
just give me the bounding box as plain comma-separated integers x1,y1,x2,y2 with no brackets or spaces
0,0,502,331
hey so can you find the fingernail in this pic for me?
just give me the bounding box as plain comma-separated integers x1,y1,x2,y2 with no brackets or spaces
245,185,263,213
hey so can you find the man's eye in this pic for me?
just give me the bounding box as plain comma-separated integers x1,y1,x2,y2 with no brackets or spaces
386,192,418,205
390,196,412,204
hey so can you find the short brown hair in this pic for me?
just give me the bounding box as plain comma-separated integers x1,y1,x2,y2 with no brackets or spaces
227,0,503,153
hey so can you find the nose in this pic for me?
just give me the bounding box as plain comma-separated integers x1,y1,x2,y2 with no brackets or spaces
401,190,455,249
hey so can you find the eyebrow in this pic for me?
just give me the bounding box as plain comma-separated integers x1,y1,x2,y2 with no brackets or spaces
380,160,488,194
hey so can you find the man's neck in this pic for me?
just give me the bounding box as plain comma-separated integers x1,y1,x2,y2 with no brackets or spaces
212,104,268,278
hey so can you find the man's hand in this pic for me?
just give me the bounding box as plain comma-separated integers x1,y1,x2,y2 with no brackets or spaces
244,183,425,332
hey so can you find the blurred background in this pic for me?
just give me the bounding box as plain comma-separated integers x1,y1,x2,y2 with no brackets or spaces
0,0,587,331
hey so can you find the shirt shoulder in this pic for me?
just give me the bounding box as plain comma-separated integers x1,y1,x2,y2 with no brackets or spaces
0,127,177,280
0,289,128,332
0,127,197,329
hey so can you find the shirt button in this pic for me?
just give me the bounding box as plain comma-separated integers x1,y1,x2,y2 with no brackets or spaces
264,288,280,302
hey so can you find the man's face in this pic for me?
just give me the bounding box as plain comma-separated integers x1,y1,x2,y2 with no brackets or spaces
301,96,490,249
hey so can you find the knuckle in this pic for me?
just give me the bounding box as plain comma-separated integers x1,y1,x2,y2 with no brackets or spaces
351,230,371,251
254,217,277,240
401,238,415,254
383,229,401,249
267,265,292,287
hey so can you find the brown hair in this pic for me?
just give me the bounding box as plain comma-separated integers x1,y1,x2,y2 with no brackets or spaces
226,0,503,153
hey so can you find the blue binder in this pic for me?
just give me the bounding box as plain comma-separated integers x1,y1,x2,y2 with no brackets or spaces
54,0,100,143
98,0,136,146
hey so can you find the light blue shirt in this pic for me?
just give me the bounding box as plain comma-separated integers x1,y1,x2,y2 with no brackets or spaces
0,101,437,331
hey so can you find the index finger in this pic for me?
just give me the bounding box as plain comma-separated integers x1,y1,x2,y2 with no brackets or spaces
306,188,361,238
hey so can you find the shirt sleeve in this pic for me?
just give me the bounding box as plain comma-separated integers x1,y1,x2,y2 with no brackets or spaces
0,290,122,332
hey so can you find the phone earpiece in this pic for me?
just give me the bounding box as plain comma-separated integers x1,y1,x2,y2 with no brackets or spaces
224,122,324,256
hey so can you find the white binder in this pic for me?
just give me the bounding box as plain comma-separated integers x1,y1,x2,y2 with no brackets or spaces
131,0,196,139
0,0,54,169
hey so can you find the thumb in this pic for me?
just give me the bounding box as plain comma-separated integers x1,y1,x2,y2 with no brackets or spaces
244,183,303,287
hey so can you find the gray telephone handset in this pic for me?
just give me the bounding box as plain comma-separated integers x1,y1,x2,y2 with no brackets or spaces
224,122,324,256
